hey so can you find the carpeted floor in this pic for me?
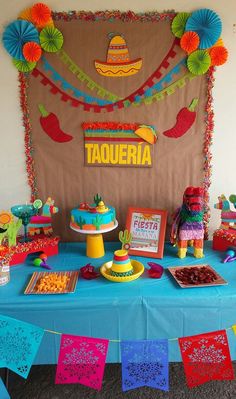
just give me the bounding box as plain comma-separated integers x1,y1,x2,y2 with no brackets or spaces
5,363,236,399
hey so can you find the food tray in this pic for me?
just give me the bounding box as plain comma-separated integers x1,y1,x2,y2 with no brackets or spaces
168,264,227,288
24,271,79,294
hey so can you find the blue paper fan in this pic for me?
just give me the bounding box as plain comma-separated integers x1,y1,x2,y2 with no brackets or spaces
2,20,39,61
185,8,222,49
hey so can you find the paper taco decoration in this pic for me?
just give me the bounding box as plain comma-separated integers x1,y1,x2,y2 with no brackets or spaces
95,34,142,77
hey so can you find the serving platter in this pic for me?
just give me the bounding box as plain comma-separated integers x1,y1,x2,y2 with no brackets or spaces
168,264,227,288
24,270,79,294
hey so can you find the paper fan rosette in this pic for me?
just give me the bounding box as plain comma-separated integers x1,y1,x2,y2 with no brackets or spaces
171,13,191,38
2,20,39,61
13,58,36,72
209,46,228,66
187,50,211,75
18,7,33,23
40,26,63,52
31,3,52,28
185,8,222,49
23,42,42,62
180,31,200,54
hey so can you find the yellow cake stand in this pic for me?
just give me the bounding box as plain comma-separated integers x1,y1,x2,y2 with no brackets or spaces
70,220,118,258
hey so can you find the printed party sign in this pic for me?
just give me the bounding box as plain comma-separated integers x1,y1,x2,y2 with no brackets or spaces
126,207,167,258
82,122,155,167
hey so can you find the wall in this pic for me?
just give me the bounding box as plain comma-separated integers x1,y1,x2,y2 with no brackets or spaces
0,0,236,237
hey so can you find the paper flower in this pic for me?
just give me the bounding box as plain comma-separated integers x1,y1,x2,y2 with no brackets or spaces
187,50,211,75
2,20,39,61
185,8,222,49
13,58,36,72
23,42,42,62
18,7,33,23
209,46,228,66
40,26,63,52
211,37,224,48
31,3,52,28
171,13,191,38
180,31,200,54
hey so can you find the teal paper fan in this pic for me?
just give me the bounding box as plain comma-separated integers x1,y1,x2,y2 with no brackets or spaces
187,50,211,75
2,20,39,61
13,58,36,72
185,8,222,49
40,27,64,53
171,13,191,38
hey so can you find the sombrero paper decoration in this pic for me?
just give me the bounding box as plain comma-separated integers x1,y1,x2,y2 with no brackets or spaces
100,250,144,282
95,35,142,77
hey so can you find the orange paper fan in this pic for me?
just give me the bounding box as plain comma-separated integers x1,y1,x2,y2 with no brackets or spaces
209,46,228,66
211,37,224,48
31,3,51,28
23,41,42,62
18,7,33,23
180,31,200,54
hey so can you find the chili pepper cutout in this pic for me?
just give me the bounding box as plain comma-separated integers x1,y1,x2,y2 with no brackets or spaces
38,104,73,143
163,98,198,139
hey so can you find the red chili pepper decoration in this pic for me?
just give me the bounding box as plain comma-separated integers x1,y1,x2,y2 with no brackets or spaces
163,98,198,139
38,104,73,143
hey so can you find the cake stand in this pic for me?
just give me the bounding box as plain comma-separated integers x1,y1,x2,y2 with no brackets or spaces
70,220,118,258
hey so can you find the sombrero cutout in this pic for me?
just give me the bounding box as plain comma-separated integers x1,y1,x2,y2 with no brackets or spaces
95,34,142,77
100,249,144,282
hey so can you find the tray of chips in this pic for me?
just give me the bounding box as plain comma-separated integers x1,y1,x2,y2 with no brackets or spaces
24,271,79,294
168,264,227,288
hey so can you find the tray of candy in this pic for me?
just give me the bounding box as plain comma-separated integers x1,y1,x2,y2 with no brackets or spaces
168,264,227,288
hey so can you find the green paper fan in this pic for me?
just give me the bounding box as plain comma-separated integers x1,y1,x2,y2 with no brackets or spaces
187,50,211,75
172,12,191,38
40,27,64,53
13,58,36,72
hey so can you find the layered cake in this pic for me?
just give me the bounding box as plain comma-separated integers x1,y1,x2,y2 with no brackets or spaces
70,194,116,231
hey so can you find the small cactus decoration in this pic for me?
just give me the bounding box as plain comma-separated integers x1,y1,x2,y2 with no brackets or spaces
119,229,132,251
7,219,22,247
76,216,86,229
92,215,103,230
94,193,102,206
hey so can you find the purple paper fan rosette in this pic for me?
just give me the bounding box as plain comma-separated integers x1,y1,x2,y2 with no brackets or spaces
185,8,222,49
2,20,39,61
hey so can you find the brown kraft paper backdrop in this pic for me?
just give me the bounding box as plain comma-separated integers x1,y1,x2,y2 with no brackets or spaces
27,18,208,242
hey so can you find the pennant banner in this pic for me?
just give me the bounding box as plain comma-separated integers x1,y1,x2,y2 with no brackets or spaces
55,334,109,391
0,378,11,399
179,330,234,388
0,315,44,379
121,339,169,391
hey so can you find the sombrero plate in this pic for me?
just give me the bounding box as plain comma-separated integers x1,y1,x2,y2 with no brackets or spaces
100,259,144,282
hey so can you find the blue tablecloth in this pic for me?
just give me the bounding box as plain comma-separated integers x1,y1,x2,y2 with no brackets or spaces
0,241,236,364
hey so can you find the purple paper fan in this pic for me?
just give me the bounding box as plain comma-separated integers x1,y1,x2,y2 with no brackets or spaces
2,20,39,61
185,8,222,49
